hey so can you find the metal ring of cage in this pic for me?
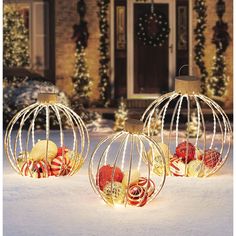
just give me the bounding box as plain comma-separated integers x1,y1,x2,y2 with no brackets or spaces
4,94,90,178
89,129,166,208
141,89,232,178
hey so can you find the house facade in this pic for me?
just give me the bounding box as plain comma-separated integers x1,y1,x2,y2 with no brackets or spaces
4,0,233,108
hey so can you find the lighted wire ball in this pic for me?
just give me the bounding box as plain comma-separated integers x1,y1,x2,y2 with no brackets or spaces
142,76,232,177
4,93,89,178
89,119,166,208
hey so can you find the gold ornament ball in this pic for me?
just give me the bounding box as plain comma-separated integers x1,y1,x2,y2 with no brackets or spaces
187,159,205,177
29,140,58,162
102,182,126,205
147,142,171,175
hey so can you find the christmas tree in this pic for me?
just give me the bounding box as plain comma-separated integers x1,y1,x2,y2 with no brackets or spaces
207,46,228,97
186,111,202,138
71,42,92,105
3,5,30,68
113,98,128,131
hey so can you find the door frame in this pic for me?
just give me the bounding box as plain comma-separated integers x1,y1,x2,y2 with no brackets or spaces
127,0,176,99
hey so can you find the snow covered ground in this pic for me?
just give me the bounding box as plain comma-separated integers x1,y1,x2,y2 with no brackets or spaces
3,130,233,236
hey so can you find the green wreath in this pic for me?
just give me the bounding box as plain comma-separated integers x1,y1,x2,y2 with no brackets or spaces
137,11,170,47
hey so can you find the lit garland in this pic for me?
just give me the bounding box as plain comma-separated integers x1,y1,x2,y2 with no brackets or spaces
3,5,30,68
97,0,111,107
193,0,208,94
207,0,230,97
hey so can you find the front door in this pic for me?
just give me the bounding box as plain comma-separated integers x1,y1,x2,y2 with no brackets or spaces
127,0,175,99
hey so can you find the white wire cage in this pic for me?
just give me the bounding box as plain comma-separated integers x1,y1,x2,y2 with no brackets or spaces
4,93,89,178
142,76,232,177
89,119,166,208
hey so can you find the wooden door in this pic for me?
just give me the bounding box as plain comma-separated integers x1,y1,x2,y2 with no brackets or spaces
127,0,175,99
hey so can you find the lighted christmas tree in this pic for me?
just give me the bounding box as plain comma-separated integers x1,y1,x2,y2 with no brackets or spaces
3,5,30,68
186,111,202,138
71,42,93,105
207,46,228,97
113,98,128,131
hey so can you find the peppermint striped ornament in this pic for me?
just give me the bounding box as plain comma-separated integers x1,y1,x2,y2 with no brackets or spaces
127,185,148,207
137,177,155,197
32,160,51,178
21,160,33,176
21,160,51,178
51,155,72,176
170,156,186,176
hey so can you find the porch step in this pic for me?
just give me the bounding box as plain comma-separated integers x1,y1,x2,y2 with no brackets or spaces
126,99,154,109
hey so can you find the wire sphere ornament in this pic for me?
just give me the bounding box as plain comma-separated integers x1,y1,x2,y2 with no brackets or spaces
89,119,166,208
4,93,89,178
142,76,232,177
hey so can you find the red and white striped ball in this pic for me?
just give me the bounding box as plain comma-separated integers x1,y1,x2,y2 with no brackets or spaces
51,155,72,176
21,160,51,178
137,177,155,197
170,156,186,176
200,149,221,168
127,185,148,207
21,160,33,176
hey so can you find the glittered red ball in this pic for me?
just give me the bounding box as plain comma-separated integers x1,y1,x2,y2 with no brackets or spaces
200,149,221,168
97,165,124,191
127,185,148,207
175,141,195,163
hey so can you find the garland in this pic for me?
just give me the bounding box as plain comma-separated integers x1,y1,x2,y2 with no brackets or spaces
193,0,208,94
207,0,230,97
97,0,111,107
137,10,169,47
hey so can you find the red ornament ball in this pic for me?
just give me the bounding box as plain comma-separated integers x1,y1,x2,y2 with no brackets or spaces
200,149,221,168
127,185,148,207
97,165,124,191
137,177,155,197
175,141,195,163
57,146,69,157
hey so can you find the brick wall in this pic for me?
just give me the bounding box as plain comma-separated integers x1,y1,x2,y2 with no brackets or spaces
192,0,233,108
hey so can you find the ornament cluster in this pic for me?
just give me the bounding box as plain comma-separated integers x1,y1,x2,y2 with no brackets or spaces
18,140,83,178
96,165,156,207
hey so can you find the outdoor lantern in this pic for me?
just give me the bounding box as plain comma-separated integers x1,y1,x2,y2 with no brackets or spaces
4,93,89,178
142,76,232,177
89,119,166,208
